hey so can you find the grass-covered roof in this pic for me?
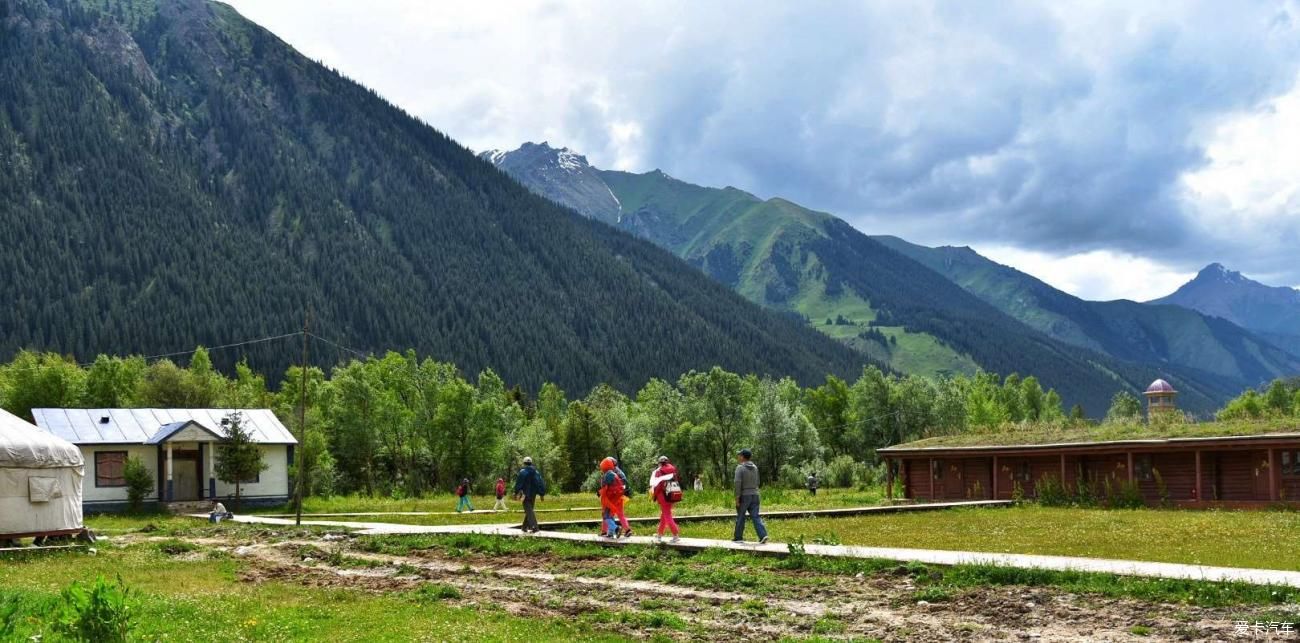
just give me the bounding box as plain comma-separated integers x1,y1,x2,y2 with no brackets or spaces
882,418,1300,452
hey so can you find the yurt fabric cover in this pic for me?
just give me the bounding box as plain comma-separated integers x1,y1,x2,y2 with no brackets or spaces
0,409,84,536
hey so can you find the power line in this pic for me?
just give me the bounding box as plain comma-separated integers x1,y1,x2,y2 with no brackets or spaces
304,331,371,360
809,409,904,435
0,331,306,374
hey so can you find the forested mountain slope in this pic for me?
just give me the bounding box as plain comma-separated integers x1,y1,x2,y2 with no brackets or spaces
875,237,1300,388
0,0,870,392
483,143,1244,414
1151,264,1300,356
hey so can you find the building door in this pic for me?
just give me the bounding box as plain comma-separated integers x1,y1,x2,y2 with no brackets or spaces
1252,451,1271,500
944,461,964,498
173,451,200,501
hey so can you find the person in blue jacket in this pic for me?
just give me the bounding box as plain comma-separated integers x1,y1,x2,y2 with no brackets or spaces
513,457,547,533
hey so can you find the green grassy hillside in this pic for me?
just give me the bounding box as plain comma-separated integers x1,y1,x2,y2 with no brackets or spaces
875,237,1300,387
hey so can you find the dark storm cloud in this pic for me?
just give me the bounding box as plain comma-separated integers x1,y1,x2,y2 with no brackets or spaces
226,0,1300,289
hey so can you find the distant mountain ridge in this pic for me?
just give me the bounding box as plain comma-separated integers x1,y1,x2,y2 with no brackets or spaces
1151,264,1300,355
482,142,1258,414
874,237,1300,388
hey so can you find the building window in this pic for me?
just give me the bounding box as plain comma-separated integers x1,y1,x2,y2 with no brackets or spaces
95,451,128,487
1134,454,1154,482
931,460,943,480
1016,462,1031,482
1282,451,1300,477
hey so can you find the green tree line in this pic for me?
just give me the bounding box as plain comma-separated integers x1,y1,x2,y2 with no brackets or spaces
0,347,1094,497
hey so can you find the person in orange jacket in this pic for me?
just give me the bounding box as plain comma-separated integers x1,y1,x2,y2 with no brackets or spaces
599,457,631,538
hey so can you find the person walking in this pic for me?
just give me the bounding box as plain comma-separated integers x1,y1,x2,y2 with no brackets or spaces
693,474,703,492
650,456,682,543
806,472,819,497
733,449,768,544
455,478,474,513
513,457,546,533
599,457,631,538
494,477,508,511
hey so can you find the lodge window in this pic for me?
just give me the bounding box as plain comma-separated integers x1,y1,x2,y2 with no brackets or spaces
1015,462,1031,482
931,460,943,480
95,451,127,487
1134,455,1154,482
1282,451,1300,477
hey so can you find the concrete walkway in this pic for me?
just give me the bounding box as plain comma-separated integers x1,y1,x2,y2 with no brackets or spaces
203,507,1300,588
254,508,602,519
533,499,1011,529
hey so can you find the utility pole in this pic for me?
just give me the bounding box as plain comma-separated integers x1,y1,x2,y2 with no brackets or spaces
295,308,310,526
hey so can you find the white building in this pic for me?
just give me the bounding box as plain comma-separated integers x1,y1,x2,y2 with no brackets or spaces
30,408,296,511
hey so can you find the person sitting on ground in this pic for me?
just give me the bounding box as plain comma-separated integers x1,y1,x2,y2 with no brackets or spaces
694,474,703,492
455,478,474,513
807,472,819,497
494,477,508,512
599,457,631,538
209,500,232,524
650,456,682,543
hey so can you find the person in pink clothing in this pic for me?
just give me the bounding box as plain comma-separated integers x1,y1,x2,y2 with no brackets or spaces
649,456,682,543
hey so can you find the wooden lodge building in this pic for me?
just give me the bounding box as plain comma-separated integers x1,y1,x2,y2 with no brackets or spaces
879,380,1300,507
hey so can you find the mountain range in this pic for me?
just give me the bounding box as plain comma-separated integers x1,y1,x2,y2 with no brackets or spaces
0,0,868,393
1151,264,1300,356
483,142,1299,413
875,238,1300,386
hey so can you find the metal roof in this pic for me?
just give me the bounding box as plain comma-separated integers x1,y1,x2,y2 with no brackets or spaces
30,409,297,445
1145,379,1177,394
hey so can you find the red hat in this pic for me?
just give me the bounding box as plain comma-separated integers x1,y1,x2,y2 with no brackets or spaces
600,457,615,472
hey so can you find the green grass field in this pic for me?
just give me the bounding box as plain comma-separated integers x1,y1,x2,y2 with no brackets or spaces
29,502,1300,640
0,544,619,641
677,504,1300,571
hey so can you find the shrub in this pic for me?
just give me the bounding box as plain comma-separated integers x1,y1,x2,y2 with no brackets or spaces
778,460,827,490
824,455,866,488
1152,469,1170,507
411,583,461,602
122,457,153,512
1010,481,1025,504
1109,479,1144,509
1035,474,1070,506
55,576,134,643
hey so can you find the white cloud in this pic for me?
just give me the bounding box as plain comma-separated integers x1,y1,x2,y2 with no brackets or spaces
1182,73,1300,219
975,246,1195,302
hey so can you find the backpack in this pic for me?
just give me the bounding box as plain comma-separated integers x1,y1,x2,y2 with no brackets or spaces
616,468,633,497
664,478,683,503
602,470,625,501
456,484,467,497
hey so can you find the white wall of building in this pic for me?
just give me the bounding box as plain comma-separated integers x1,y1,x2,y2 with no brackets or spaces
82,445,158,505
213,444,290,501
79,443,291,507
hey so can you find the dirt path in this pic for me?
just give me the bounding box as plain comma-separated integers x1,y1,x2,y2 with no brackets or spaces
139,531,1253,641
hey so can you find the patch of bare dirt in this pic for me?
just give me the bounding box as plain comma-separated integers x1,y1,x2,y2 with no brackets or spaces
159,533,1257,641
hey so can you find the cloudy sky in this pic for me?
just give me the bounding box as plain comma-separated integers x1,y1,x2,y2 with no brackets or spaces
226,0,1300,301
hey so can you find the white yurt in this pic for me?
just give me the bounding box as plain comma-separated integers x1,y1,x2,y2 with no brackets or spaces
0,408,85,540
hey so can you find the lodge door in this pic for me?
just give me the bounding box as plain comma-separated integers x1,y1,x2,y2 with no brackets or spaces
173,451,200,501
1252,451,1271,500
944,461,964,498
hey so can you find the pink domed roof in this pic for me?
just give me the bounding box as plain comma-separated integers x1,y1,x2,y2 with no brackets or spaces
1144,379,1176,395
